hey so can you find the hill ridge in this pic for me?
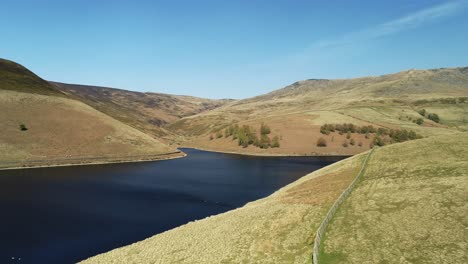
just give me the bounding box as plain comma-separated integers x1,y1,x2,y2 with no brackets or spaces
0,58,64,96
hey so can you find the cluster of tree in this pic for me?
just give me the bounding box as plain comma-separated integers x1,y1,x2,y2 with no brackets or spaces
413,97,467,105
320,123,380,135
210,123,280,149
418,109,440,123
317,137,362,148
318,123,423,148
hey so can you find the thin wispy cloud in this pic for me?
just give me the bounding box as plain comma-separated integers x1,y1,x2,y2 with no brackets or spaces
310,0,468,51
236,1,468,96
248,1,468,71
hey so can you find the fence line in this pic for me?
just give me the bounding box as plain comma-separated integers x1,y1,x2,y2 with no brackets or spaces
312,148,374,264
0,151,183,168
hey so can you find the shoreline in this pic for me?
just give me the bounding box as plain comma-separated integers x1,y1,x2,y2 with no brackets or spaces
0,145,355,171
181,146,353,158
0,151,187,171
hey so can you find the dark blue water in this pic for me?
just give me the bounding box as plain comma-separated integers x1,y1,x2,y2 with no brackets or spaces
0,148,345,263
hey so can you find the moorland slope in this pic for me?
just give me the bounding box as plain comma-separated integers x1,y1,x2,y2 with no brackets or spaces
52,82,233,138
0,58,64,96
0,59,179,167
170,68,467,155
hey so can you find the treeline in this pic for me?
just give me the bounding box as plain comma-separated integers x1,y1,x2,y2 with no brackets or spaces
210,123,280,149
318,123,423,148
413,97,467,105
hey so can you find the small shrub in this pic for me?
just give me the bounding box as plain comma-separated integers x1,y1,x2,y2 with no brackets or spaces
271,136,280,148
346,131,351,139
358,141,363,147
342,140,348,147
259,134,271,149
416,118,424,125
260,123,271,135
418,109,426,116
216,131,223,138
209,134,214,140
408,130,418,140
20,124,28,131
427,113,440,123
320,124,335,135
373,136,385,146
350,138,355,145
377,128,388,136
238,133,249,147
316,137,327,147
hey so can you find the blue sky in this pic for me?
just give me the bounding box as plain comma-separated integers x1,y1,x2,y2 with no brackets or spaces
2,0,468,99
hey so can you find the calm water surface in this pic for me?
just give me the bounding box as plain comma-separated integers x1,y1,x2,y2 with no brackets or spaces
0,148,345,263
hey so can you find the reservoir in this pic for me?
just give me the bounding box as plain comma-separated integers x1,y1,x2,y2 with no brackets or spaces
0,148,345,263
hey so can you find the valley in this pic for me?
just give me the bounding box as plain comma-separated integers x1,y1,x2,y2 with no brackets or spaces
0,58,466,264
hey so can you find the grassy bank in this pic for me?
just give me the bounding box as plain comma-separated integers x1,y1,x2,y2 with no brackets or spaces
321,133,468,263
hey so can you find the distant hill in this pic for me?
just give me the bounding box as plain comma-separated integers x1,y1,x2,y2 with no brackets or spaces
169,67,468,155
52,82,233,138
0,58,178,166
253,67,468,102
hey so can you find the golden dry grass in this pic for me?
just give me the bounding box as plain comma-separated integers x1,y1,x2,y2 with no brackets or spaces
321,133,468,263
0,90,175,163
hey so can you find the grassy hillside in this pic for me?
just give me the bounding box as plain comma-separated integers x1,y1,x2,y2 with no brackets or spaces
169,67,467,155
52,82,233,138
321,133,468,263
82,133,467,264
0,59,178,166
